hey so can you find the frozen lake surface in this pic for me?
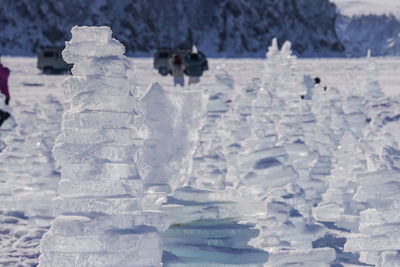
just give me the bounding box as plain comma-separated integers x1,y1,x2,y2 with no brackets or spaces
1,55,400,266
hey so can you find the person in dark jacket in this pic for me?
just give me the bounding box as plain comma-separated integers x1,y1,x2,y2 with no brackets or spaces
184,46,203,86
0,56,11,127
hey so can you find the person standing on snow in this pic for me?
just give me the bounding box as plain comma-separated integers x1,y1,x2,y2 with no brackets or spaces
301,76,327,100
169,53,185,87
0,56,11,127
184,46,203,86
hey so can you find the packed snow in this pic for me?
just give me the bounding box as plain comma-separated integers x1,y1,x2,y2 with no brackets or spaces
1,26,400,266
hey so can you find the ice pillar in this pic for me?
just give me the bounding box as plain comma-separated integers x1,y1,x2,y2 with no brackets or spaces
38,26,167,267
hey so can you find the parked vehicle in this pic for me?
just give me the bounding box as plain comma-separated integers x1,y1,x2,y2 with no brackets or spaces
153,48,208,76
37,46,73,74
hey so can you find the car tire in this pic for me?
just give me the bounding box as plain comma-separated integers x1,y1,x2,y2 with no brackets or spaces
158,67,169,76
43,67,54,74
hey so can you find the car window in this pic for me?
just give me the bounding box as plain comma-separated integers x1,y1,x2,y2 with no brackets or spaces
44,51,54,57
159,52,169,58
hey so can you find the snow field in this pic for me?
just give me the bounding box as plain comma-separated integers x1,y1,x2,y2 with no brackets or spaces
0,27,400,266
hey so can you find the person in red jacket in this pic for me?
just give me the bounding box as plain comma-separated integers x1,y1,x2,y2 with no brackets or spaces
0,56,11,126
168,53,185,87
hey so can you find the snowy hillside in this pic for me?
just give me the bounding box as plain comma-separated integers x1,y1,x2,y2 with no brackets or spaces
0,0,343,57
336,14,400,57
1,0,399,58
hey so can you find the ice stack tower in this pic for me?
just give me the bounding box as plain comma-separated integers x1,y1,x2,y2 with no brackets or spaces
365,49,384,100
0,104,39,212
343,95,368,139
162,72,236,223
219,78,261,188
190,71,234,191
11,96,63,226
140,81,206,194
345,146,400,266
241,39,335,266
160,72,269,266
12,133,60,227
38,26,167,267
312,131,364,230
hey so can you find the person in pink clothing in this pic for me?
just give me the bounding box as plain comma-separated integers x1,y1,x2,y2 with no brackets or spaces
0,58,10,105
0,56,11,127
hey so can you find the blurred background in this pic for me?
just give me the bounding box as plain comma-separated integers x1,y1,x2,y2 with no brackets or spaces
0,0,399,58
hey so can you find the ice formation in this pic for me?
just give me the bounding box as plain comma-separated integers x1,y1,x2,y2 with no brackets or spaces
362,88,400,158
241,39,335,266
11,96,63,226
39,95,64,153
265,40,305,145
308,83,363,225
219,77,261,189
140,82,177,194
302,75,314,100
312,53,399,265
263,41,317,203
365,49,385,100
266,43,318,199
2,32,400,266
0,98,60,264
162,72,237,223
302,85,346,205
312,131,367,233
0,103,40,212
162,218,269,266
343,95,368,138
190,71,234,191
160,72,269,266
38,26,167,267
264,38,280,84
140,81,206,194
238,87,297,201
345,146,400,266
12,134,57,226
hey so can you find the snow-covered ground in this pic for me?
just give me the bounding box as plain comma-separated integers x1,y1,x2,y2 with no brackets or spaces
1,52,400,266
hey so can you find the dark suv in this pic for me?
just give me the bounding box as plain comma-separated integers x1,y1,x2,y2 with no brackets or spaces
153,48,208,76
37,46,73,74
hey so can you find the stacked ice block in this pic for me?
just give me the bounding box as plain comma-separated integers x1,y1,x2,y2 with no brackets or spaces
238,89,298,199
190,71,234,191
38,26,167,267
140,81,207,194
160,73,269,266
219,78,260,189
343,95,368,138
365,50,385,100
141,82,177,194
312,132,364,230
234,39,335,265
162,72,240,223
11,96,63,226
0,104,39,212
38,95,64,152
12,133,59,227
345,150,400,266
